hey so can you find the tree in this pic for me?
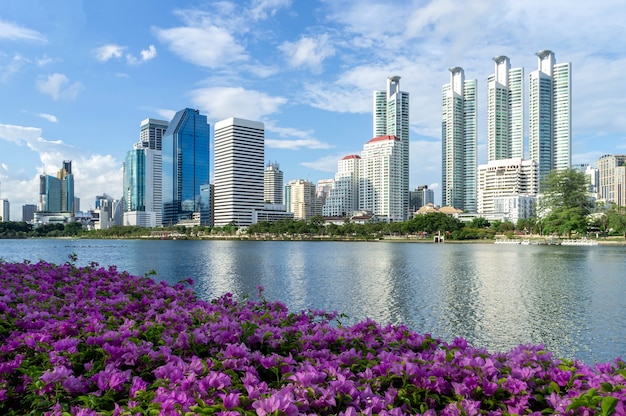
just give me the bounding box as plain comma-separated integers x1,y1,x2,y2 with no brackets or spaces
538,169,593,237
468,217,490,229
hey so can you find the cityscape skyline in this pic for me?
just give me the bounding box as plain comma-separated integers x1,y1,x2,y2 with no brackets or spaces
2,1,626,220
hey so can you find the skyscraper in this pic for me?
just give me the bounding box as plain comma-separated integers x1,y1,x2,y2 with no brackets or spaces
162,108,210,226
139,118,169,151
213,117,264,227
122,143,162,227
38,160,74,215
0,199,9,222
373,76,409,219
122,118,167,227
487,56,524,161
285,179,318,220
529,50,571,184
442,67,477,211
359,135,404,222
323,155,361,218
264,162,283,204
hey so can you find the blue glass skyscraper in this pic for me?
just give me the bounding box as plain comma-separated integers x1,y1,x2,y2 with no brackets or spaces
162,108,210,226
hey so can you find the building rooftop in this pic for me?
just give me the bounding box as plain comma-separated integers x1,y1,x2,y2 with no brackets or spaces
366,135,399,144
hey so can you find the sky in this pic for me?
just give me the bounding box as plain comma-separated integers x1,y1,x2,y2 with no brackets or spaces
1,0,626,221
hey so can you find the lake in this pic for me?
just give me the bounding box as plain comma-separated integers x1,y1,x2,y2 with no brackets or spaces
1,238,624,364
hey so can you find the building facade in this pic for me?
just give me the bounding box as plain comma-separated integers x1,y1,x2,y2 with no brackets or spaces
139,118,169,151
529,50,571,184
373,76,409,219
162,109,210,226
477,158,538,221
487,56,524,162
0,199,9,222
264,162,284,205
285,179,319,221
122,118,166,228
323,155,361,218
214,117,265,227
596,154,626,205
409,185,435,214
22,204,36,222
359,135,404,222
38,160,75,215
122,145,162,227
442,67,477,211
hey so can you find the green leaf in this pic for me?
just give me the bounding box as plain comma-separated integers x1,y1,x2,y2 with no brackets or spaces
600,396,618,416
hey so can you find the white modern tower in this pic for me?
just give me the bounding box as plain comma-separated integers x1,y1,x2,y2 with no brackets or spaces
487,56,524,161
139,118,169,151
529,50,571,184
359,135,404,222
373,76,409,219
323,155,361,217
214,117,265,227
442,67,477,211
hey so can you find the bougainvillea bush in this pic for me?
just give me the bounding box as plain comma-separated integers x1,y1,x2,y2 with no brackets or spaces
1,259,625,415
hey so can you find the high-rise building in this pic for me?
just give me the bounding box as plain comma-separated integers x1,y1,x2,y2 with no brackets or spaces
359,135,404,222
214,117,264,227
477,158,538,221
162,109,210,226
264,162,283,204
596,154,626,205
139,118,169,151
373,76,409,219
0,199,9,222
38,160,74,215
22,204,36,222
122,118,167,227
487,56,524,161
285,179,319,220
123,144,162,227
409,185,435,214
529,50,571,184
316,179,334,210
442,67,477,211
323,155,361,218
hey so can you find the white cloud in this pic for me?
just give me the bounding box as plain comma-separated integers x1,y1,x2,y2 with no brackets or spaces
0,20,46,42
154,25,247,68
0,123,122,213
155,109,176,122
249,0,292,20
95,44,157,65
191,86,286,121
126,45,157,65
38,113,58,123
301,153,348,173
266,138,333,150
36,54,53,66
279,34,335,73
94,44,126,62
0,123,42,145
0,53,28,82
36,73,83,101
139,44,157,61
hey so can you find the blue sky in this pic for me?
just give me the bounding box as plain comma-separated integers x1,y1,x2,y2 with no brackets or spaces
1,0,625,220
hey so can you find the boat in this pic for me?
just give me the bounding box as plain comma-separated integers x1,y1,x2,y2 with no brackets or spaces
520,239,530,245
561,238,599,246
494,239,521,245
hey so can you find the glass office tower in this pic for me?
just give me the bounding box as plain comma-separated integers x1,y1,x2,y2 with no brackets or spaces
162,108,210,226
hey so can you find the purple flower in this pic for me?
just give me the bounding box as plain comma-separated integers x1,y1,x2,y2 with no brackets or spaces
40,365,73,384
